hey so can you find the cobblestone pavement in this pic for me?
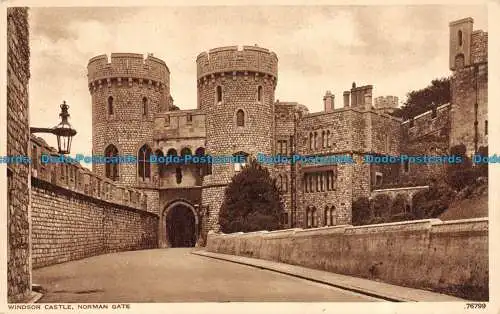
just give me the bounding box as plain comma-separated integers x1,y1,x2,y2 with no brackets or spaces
33,248,379,302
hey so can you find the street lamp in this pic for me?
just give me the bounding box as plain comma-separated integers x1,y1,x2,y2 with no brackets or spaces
30,101,77,155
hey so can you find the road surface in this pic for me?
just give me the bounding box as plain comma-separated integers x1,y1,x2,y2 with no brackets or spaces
33,248,379,302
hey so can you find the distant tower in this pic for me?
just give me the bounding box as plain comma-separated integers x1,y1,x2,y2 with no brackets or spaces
196,46,278,237
449,18,488,155
87,53,171,186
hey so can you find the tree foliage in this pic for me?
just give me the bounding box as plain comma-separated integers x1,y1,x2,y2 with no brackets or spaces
412,181,456,219
391,77,450,120
219,159,285,233
446,144,477,191
352,196,370,226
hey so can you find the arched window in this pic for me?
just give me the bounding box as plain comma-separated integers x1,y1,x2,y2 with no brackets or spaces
306,207,311,228
309,133,313,150
216,85,222,103
314,132,318,149
257,86,262,102
142,97,148,116
326,130,330,147
155,149,164,178
324,206,330,226
195,147,205,176
107,96,114,115
328,171,335,190
322,131,325,148
180,147,192,157
485,120,488,135
138,144,152,180
236,109,245,127
175,167,182,184
311,207,317,227
330,206,336,226
104,144,119,181
233,151,248,172
167,148,177,156
458,30,463,46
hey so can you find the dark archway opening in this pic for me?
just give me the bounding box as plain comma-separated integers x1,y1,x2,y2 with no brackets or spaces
166,205,196,248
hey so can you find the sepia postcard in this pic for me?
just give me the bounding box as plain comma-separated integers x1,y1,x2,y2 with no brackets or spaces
1,1,498,313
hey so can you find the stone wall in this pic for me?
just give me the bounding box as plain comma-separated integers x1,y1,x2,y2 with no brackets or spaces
30,137,158,268
207,217,488,300
7,7,31,303
448,18,488,155
31,181,158,268
398,104,451,185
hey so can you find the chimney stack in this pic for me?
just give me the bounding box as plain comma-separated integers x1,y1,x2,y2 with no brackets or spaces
323,90,335,112
364,85,373,110
343,91,350,107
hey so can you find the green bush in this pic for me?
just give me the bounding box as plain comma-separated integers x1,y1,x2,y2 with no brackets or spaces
391,194,407,215
412,181,455,219
446,143,478,190
371,194,392,219
476,146,489,177
219,159,285,233
352,197,371,226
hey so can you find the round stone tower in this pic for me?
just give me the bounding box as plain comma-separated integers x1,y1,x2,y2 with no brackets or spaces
196,45,278,238
88,53,171,186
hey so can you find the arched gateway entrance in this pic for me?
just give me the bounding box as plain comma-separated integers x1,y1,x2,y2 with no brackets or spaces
160,201,199,248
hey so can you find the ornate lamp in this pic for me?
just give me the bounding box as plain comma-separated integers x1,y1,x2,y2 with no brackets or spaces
30,101,77,155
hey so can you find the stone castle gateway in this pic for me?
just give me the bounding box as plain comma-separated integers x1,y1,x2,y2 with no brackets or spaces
7,8,488,302
85,17,487,247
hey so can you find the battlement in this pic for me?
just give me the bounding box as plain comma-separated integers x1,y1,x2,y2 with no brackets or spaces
87,53,169,88
30,136,149,212
196,45,278,80
401,103,451,142
374,96,399,109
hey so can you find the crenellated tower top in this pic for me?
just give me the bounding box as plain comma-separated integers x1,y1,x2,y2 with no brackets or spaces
87,53,170,92
196,45,278,83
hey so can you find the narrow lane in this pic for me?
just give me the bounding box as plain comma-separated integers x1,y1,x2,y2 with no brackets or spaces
33,248,379,302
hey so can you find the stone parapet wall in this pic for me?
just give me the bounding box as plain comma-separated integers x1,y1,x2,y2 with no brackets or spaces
371,185,429,200
31,180,158,268
207,217,488,300
31,136,149,212
401,103,451,143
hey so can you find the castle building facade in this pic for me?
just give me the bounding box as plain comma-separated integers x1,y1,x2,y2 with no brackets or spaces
86,17,487,247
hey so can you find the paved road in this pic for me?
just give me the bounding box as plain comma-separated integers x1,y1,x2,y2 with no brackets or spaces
33,248,379,302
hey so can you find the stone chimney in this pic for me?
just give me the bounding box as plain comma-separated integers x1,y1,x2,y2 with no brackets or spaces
343,91,350,107
364,85,373,110
323,90,335,112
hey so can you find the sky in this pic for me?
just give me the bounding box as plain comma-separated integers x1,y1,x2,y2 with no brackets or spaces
28,5,487,164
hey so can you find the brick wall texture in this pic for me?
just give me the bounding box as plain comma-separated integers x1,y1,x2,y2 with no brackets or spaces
207,218,489,300
31,180,158,269
7,7,32,303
